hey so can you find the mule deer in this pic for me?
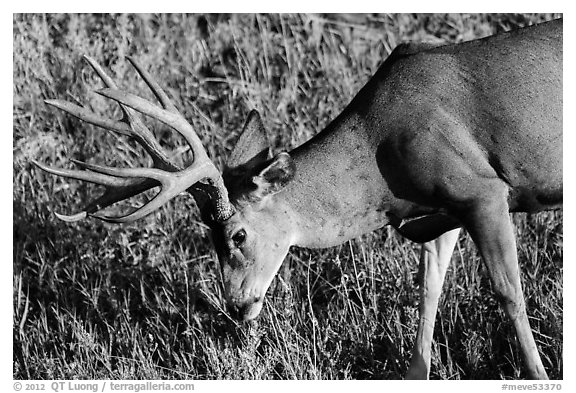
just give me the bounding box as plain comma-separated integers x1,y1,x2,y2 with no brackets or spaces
33,19,562,379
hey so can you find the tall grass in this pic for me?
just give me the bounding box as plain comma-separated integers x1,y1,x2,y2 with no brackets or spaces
13,13,562,379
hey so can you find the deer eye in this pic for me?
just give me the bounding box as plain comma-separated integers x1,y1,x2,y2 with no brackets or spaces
232,229,247,248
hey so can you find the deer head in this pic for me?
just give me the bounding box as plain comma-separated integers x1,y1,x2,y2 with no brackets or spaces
212,110,297,320
33,56,296,321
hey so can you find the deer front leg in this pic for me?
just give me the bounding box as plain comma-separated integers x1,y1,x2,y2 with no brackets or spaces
406,228,460,379
460,196,548,379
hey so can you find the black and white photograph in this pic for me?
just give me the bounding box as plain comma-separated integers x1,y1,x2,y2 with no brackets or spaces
13,13,563,382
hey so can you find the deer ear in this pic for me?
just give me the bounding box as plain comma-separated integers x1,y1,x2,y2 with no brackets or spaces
227,110,271,168
252,152,296,198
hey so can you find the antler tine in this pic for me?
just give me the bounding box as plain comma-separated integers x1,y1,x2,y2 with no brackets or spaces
32,159,158,222
44,99,132,137
42,56,138,139
56,179,158,223
32,159,139,188
126,56,178,113
83,55,118,89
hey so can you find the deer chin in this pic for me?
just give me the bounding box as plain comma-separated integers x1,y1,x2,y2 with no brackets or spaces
224,281,268,321
240,299,264,321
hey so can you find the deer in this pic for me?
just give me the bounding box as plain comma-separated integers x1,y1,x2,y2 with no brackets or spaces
33,18,562,379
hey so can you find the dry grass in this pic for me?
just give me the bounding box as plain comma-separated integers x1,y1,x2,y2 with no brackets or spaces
13,13,562,380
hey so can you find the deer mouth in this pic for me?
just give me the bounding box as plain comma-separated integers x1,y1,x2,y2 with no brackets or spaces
228,297,264,321
241,300,264,321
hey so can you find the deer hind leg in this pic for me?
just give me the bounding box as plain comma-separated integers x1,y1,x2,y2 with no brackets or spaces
406,228,460,380
460,196,548,379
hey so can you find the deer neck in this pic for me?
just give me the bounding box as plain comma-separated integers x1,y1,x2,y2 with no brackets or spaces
275,110,420,249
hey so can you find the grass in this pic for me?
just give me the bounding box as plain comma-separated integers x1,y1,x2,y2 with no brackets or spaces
13,13,562,380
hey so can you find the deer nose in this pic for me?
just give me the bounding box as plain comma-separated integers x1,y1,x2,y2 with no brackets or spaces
228,297,262,321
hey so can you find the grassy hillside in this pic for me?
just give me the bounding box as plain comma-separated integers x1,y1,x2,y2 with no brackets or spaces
13,13,562,379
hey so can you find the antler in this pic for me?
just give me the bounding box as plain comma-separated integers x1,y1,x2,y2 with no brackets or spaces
33,55,234,223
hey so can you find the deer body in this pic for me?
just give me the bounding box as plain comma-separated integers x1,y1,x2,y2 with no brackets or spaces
280,19,561,249
35,19,562,379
